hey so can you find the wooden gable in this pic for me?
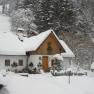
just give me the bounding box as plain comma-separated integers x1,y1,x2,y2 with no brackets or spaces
35,32,65,55
26,31,65,55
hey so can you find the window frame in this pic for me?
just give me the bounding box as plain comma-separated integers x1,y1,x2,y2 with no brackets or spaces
5,59,10,67
47,42,53,55
18,59,23,66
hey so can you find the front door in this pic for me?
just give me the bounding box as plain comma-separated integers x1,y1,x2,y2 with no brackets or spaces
42,56,49,72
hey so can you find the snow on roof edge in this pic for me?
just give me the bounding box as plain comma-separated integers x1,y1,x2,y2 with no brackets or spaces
0,22,75,57
59,40,75,57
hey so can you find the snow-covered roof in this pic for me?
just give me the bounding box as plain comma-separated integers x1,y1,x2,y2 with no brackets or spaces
0,29,74,57
0,15,25,55
17,27,24,31
23,29,52,51
59,40,75,57
0,32,25,55
23,29,75,57
0,15,74,57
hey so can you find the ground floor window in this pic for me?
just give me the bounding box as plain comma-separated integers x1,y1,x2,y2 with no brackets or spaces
5,59,10,66
18,60,23,66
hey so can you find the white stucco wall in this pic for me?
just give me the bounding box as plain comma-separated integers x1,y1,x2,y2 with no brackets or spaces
0,55,73,72
62,57,72,69
28,55,72,70
28,55,53,69
0,55,27,71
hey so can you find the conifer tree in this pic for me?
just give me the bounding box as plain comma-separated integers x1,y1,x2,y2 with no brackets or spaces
22,0,32,9
33,0,76,34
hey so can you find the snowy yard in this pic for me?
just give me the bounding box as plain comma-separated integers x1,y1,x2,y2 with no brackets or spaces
0,72,94,94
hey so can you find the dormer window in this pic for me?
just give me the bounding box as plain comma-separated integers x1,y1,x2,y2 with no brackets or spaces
47,42,53,55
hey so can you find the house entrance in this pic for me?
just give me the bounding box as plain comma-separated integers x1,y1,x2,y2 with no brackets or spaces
42,56,49,72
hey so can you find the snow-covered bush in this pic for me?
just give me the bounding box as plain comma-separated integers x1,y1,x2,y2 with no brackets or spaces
0,84,4,90
0,69,7,77
51,54,63,74
28,62,34,71
0,84,9,94
29,62,33,67
11,62,18,68
21,67,32,73
11,62,18,73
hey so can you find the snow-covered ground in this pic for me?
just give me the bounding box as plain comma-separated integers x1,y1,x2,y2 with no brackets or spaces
0,72,94,94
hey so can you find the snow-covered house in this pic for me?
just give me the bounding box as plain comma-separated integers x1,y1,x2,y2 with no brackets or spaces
0,29,75,72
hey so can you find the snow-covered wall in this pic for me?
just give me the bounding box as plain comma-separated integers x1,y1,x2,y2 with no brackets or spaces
0,55,26,71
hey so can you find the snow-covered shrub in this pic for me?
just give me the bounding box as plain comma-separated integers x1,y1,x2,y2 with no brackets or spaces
51,67,87,76
11,62,18,68
51,69,73,76
37,62,42,71
37,62,42,68
0,84,4,90
11,62,18,73
21,67,32,74
0,69,7,77
51,54,63,73
31,67,41,74
28,62,35,72
29,62,34,67
50,59,63,75
0,84,9,94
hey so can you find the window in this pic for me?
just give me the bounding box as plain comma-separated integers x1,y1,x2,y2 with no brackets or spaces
47,42,53,55
5,60,10,66
18,60,23,66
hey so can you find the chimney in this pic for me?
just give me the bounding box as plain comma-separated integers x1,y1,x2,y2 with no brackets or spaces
18,34,23,42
